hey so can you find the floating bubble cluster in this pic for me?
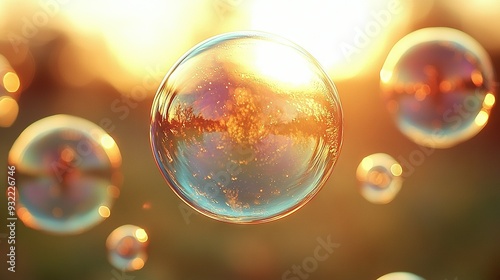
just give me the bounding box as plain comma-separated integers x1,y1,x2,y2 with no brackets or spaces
150,31,343,224
106,224,149,272
356,153,403,204
8,115,122,234
0,55,21,128
377,272,425,280
381,27,496,148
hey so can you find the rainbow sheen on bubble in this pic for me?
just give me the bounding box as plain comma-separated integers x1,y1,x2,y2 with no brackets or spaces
356,153,403,204
150,31,343,224
381,27,496,148
377,272,425,280
8,115,122,235
106,224,149,272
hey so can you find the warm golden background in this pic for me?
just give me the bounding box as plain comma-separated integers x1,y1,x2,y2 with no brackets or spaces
1,0,499,279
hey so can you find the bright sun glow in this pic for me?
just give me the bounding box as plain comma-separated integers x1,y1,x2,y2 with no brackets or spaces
0,0,413,95
250,0,410,80
62,0,189,78
253,42,315,86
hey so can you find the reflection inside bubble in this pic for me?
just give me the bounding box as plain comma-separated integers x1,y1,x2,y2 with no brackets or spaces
356,153,403,204
8,115,122,235
381,27,496,148
150,31,343,224
106,224,149,272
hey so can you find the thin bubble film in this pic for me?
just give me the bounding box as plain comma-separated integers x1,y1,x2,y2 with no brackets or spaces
381,27,496,148
150,31,343,224
8,114,122,235
356,153,403,204
106,224,149,272
377,272,426,280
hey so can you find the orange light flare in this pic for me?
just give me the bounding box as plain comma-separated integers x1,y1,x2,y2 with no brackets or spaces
0,0,436,99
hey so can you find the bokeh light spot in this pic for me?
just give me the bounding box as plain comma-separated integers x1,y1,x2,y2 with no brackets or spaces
0,96,19,127
134,228,148,243
3,71,20,93
98,206,111,218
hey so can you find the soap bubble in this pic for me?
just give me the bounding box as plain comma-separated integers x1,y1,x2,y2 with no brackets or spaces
150,31,343,224
106,224,149,272
377,272,425,280
381,27,496,148
8,115,122,235
356,153,403,204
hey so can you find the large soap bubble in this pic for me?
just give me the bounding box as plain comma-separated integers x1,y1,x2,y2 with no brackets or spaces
150,31,343,223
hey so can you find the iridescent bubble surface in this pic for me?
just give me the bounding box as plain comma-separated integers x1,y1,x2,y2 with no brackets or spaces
150,31,343,224
356,153,403,204
377,272,425,280
106,224,149,272
381,27,496,148
8,115,122,234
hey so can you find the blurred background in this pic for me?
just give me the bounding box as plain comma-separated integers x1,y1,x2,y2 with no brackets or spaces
0,0,500,279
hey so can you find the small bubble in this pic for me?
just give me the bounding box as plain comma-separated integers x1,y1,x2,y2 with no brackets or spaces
356,153,403,204
106,225,149,272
